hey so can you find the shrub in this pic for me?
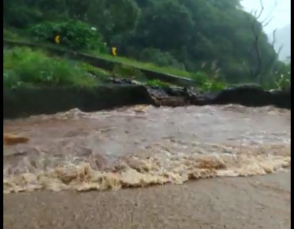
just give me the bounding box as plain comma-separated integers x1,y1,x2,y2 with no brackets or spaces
30,20,107,51
112,64,147,81
190,71,209,85
202,81,225,92
263,59,291,90
3,47,98,89
274,74,291,90
4,6,43,28
3,29,21,40
145,79,171,87
274,60,291,90
79,63,111,81
138,48,184,69
190,71,225,92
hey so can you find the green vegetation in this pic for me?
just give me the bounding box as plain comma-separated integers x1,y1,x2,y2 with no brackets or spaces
112,64,146,81
30,20,107,51
89,51,194,78
3,0,291,90
78,63,112,81
145,79,171,88
272,58,291,90
3,47,102,89
3,29,22,40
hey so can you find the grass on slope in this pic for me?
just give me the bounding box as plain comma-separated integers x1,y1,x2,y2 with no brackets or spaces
3,28,226,91
3,28,198,79
3,47,107,89
89,51,195,79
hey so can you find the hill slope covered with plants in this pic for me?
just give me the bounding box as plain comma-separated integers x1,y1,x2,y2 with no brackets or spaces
3,0,290,88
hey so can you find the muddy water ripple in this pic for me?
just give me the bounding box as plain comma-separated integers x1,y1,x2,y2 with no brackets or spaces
3,105,291,193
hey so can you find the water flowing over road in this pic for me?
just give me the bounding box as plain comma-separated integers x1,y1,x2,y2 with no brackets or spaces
3,105,290,193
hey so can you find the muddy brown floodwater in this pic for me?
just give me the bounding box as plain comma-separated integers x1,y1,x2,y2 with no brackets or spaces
3,105,291,229
3,105,290,193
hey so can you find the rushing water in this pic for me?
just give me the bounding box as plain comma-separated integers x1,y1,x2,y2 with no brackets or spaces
3,105,291,193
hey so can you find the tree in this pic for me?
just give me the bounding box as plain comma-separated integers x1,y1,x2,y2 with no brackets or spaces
86,0,141,41
135,0,194,51
4,0,285,85
243,0,281,83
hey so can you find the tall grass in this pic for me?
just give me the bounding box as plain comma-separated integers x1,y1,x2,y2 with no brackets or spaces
3,47,99,89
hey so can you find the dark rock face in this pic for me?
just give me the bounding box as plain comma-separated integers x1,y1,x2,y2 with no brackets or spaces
146,85,291,109
3,85,290,119
187,85,291,109
3,85,157,119
108,78,144,86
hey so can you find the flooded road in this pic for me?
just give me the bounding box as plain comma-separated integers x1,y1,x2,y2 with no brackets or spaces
3,105,291,193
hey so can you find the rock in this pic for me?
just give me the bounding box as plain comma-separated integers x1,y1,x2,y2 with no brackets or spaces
146,87,170,98
164,87,186,97
108,78,133,85
187,85,290,109
154,97,187,107
4,84,290,120
3,85,158,119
